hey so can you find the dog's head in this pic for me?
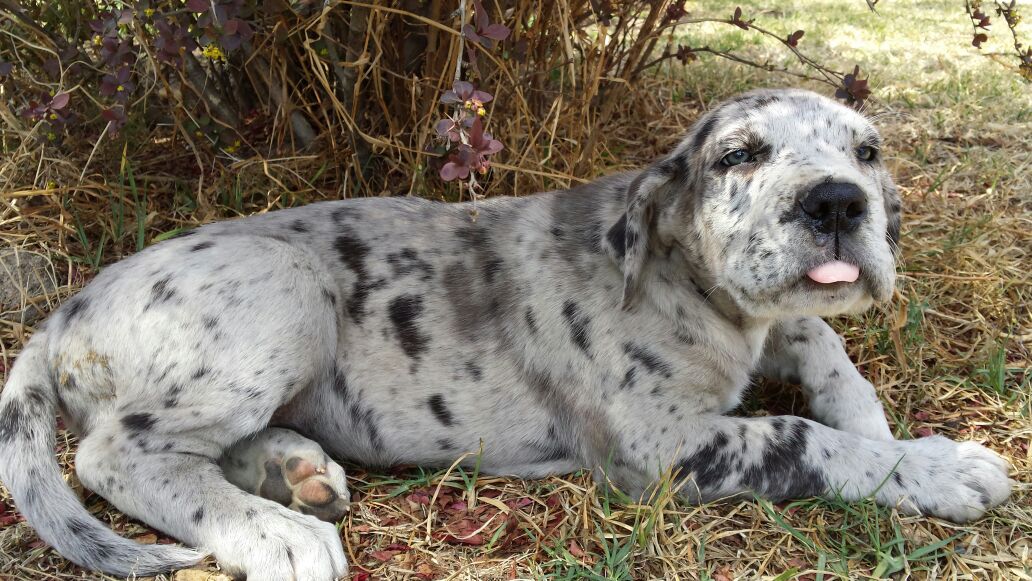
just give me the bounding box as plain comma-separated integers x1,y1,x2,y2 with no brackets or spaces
604,88,901,319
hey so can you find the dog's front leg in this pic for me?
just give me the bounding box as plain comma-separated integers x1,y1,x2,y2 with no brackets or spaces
758,316,893,441
609,414,1010,523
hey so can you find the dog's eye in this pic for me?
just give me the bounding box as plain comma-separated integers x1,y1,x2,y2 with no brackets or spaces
721,149,753,167
856,145,878,162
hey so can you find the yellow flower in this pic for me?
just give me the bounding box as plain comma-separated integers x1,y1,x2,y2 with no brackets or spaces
116,85,124,92
49,113,58,120
47,131,56,141
144,8,155,17
201,44,225,62
93,35,103,46
46,180,56,189
477,107,486,116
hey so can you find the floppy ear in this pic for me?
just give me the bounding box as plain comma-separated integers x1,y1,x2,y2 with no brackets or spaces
602,161,680,310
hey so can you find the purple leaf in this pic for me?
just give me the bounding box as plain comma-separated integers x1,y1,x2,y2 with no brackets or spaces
186,0,209,12
440,161,469,181
482,23,510,41
50,93,70,110
482,139,503,155
0,62,12,77
462,23,481,43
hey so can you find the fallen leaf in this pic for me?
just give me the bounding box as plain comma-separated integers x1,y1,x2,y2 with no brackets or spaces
369,549,402,562
415,561,435,580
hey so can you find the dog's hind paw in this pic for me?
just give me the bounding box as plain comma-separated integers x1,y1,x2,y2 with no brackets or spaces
221,427,351,523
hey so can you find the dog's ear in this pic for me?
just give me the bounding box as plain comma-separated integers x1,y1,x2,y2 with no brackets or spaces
602,160,682,310
603,110,717,309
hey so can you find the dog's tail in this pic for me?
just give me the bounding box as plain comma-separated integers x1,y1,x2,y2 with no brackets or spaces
0,330,203,575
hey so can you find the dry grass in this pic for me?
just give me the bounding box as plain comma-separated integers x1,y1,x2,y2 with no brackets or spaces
2,0,1031,579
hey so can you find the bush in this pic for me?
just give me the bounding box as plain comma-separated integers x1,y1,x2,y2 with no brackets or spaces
0,0,1026,204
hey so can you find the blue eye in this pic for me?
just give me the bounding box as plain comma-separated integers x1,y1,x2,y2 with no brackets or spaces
721,149,753,167
857,145,877,161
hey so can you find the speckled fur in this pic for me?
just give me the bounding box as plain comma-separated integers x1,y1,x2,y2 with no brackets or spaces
0,90,1010,580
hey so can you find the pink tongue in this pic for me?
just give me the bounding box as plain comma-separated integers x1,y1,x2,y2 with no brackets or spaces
807,261,860,284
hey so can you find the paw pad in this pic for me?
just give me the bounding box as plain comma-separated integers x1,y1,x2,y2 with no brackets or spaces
258,455,350,523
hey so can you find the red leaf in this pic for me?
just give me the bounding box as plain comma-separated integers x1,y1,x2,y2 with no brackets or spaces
913,411,931,421
787,30,804,47
369,549,401,562
407,490,431,505
972,33,988,48
352,573,370,581
186,0,209,12
568,539,587,558
914,426,935,438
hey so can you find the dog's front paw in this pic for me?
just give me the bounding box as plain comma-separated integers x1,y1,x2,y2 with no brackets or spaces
889,436,1012,522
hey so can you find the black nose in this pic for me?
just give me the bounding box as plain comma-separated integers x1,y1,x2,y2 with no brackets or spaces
799,182,868,235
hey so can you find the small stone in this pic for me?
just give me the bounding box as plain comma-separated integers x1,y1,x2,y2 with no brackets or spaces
172,569,233,581
0,249,59,327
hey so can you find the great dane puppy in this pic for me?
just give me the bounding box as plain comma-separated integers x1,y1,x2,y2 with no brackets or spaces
0,89,1011,579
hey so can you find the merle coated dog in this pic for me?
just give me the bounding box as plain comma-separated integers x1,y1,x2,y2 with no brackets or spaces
0,89,1011,579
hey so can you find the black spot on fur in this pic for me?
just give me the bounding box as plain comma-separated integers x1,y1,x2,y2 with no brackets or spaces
692,115,719,150
333,368,350,402
386,248,434,281
147,276,177,308
437,438,455,451
828,369,840,379
481,257,504,284
62,296,89,324
787,334,809,344
388,295,429,361
605,214,628,259
190,241,215,252
0,398,30,443
202,316,219,330
290,220,309,233
192,507,205,523
121,413,155,433
191,366,210,380
623,343,673,377
334,234,382,324
561,300,591,357
465,361,483,381
741,420,826,500
427,394,454,426
619,368,637,390
677,431,733,491
524,308,538,335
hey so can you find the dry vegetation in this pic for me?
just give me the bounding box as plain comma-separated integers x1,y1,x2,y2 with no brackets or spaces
1,0,1030,579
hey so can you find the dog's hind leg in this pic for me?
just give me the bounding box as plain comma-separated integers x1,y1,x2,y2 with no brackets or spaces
54,236,348,578
75,426,348,580
220,427,351,523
